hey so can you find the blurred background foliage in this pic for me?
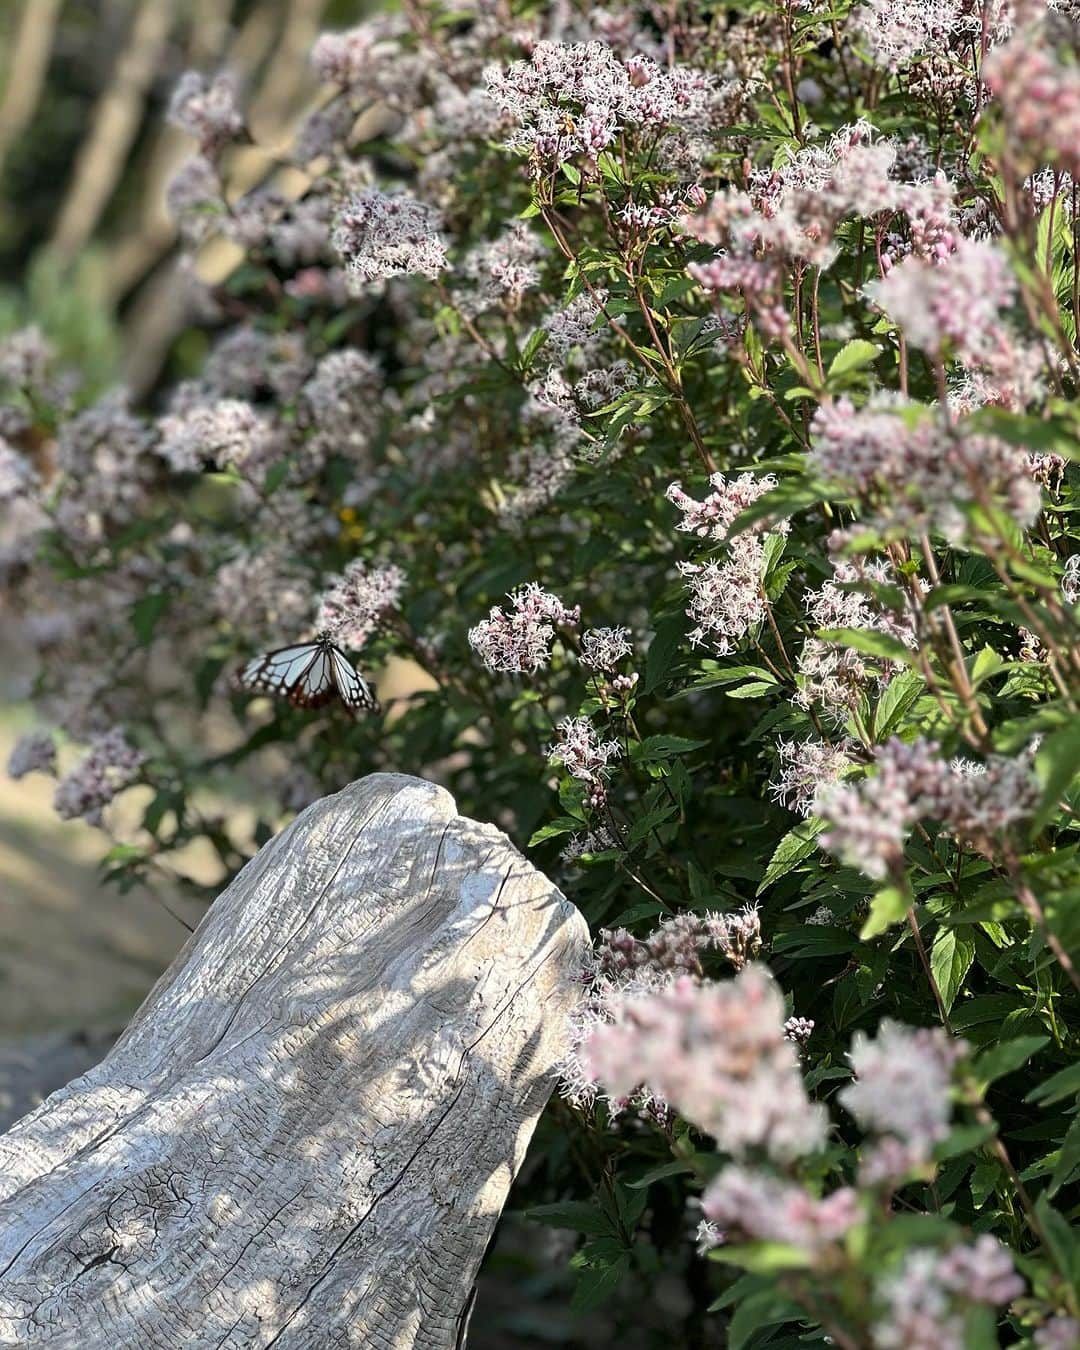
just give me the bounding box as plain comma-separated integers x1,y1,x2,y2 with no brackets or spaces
0,1,371,1052
0,0,367,400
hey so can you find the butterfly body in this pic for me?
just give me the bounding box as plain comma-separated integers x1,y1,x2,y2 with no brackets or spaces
238,631,378,716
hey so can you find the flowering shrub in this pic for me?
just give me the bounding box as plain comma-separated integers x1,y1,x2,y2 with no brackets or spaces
4,0,1080,1340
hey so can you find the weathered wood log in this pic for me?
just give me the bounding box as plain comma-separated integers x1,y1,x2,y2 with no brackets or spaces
0,773,589,1348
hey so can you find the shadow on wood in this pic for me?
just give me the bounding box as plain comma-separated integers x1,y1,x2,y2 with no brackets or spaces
0,773,589,1348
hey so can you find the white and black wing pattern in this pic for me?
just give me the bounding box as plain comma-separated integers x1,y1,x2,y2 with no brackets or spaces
237,636,377,715
288,646,338,710
328,643,379,714
237,642,335,710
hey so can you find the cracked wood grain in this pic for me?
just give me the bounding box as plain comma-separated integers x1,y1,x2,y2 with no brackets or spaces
0,774,589,1348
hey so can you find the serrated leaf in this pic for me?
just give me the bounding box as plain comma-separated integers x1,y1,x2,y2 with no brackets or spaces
709,1241,814,1273
1027,1061,1080,1106
973,1035,1048,1090
729,480,823,536
758,818,826,894
1049,1115,1080,1196
642,615,685,694
725,681,777,699
1034,722,1080,832
871,669,924,740
1035,1194,1080,1284
828,339,881,378
932,1122,995,1160
524,1202,616,1236
528,818,581,846
819,627,915,666
625,1160,694,1189
930,928,975,1012
860,885,910,940
726,1287,804,1349
570,1255,630,1313
635,734,710,759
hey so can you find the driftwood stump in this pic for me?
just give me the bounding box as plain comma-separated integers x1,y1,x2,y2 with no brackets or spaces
0,774,588,1348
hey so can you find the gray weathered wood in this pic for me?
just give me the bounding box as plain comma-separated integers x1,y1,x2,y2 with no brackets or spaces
0,773,588,1348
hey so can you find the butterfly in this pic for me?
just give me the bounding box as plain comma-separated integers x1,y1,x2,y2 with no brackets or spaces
237,631,378,716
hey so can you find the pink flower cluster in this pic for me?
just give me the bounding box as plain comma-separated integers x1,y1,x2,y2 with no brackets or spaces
839,1020,966,1184
768,736,854,817
702,1167,860,1258
457,222,544,315
870,239,1016,368
7,730,57,781
582,965,829,1162
484,41,715,173
809,398,1042,541
580,626,633,670
167,71,245,157
873,1238,1024,1349
594,906,762,980
468,584,580,674
332,189,448,285
53,728,145,828
156,398,268,476
547,716,620,803
818,737,1041,879
796,560,919,720
667,472,787,653
314,560,406,649
985,27,1080,180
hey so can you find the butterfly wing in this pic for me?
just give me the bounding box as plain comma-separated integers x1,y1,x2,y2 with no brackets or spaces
238,643,321,699
328,644,379,714
287,646,337,710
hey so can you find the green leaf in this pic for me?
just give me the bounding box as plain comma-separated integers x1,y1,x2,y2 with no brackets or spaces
1035,1194,1080,1285
1027,1061,1080,1106
570,1255,630,1313
966,406,1080,461
725,681,777,699
758,818,826,894
1034,722,1080,832
860,885,910,940
263,458,291,495
818,627,915,666
932,1122,995,1160
642,615,685,694
726,1287,804,1349
1049,1114,1080,1196
635,734,710,760
518,326,548,371
970,1158,1002,1209
528,817,582,846
729,479,824,536
131,592,170,646
625,1160,694,1189
972,1035,1048,1090
872,670,924,740
625,801,678,846
524,1202,616,1236
100,843,143,865
709,1242,814,1273
930,928,975,1013
828,339,881,379
969,646,1005,689
773,927,858,957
